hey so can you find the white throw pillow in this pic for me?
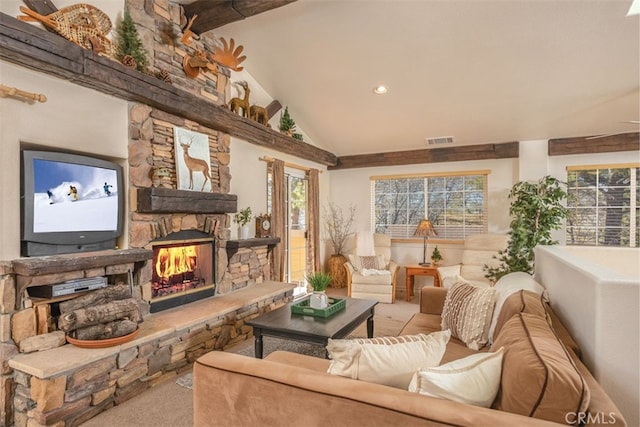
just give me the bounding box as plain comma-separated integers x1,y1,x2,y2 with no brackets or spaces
408,347,505,408
487,272,546,344
441,279,497,350
327,330,451,389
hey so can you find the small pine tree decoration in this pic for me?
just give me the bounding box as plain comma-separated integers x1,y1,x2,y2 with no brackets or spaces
431,246,443,265
115,11,149,73
279,107,304,141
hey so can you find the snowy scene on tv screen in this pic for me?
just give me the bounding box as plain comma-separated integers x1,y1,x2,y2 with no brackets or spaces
33,159,118,233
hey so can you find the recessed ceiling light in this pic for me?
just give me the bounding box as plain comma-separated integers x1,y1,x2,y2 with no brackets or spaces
373,85,388,95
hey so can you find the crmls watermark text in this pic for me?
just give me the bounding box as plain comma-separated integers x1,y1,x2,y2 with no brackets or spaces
565,412,618,425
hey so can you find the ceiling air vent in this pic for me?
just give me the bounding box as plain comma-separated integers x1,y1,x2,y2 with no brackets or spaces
426,136,455,146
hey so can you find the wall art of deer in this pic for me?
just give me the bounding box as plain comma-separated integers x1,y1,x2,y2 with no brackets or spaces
250,104,270,126
178,135,212,192
228,81,250,118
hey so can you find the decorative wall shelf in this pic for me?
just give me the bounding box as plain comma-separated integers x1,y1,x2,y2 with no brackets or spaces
0,13,337,167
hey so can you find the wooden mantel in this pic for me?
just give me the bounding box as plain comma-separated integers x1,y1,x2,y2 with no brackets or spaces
137,188,238,214
225,237,280,259
0,13,337,167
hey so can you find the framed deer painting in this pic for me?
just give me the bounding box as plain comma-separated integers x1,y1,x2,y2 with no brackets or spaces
173,127,213,192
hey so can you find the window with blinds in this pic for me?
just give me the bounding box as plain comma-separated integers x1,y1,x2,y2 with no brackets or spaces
566,164,639,247
370,171,489,240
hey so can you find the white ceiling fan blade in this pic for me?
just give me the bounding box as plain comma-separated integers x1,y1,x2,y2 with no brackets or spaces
585,121,639,140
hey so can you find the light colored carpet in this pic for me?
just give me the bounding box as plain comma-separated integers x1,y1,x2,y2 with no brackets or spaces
80,287,420,426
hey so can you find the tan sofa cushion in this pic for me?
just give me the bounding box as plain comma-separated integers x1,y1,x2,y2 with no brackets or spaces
441,280,497,350
487,271,546,343
327,330,451,389
492,289,548,342
491,313,590,423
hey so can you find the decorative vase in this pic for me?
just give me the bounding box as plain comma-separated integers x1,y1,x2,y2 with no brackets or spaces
327,253,348,288
240,225,250,239
309,291,328,309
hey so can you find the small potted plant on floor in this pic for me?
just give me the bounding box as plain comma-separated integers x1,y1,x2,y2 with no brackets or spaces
306,271,332,309
234,207,252,239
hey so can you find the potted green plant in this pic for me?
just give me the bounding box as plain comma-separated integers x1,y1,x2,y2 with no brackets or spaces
234,207,252,239
485,175,569,282
431,246,443,266
306,271,332,309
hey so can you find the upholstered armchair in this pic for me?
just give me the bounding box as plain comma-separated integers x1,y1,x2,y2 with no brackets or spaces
343,233,399,303
436,233,509,288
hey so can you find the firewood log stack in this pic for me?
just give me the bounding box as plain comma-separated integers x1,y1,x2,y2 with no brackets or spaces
58,283,142,340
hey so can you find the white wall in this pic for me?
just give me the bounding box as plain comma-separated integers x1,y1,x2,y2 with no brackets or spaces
228,138,330,240
227,70,331,242
328,157,517,287
535,246,640,427
0,61,129,260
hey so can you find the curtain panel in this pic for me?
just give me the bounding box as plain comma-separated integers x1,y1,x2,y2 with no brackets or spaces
307,168,321,273
271,159,286,281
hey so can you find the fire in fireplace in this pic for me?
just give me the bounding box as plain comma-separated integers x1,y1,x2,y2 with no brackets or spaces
150,230,216,312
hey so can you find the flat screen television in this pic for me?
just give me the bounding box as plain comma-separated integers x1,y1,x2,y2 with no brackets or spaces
21,149,124,257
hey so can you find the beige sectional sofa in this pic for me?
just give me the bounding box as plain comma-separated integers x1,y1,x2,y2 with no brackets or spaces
193,284,626,426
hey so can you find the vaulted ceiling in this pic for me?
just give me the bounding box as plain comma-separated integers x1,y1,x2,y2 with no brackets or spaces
183,0,639,158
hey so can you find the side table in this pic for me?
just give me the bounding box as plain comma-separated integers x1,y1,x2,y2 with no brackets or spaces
405,264,442,301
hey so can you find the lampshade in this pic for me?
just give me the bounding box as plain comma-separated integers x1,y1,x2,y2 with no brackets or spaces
413,219,438,266
413,219,438,238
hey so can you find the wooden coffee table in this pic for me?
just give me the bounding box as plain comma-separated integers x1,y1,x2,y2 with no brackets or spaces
246,296,377,358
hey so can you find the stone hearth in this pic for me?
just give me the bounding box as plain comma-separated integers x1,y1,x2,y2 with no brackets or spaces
8,282,294,426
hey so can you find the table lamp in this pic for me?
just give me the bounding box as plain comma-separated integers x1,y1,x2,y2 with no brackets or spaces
413,219,438,266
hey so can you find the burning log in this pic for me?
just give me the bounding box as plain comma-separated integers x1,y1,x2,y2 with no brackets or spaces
71,319,138,340
59,283,132,313
58,298,141,332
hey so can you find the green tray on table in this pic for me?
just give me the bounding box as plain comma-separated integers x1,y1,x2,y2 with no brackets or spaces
290,297,346,318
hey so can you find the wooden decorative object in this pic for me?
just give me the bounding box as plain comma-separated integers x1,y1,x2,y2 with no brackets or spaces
211,37,246,71
250,104,270,126
228,81,250,118
255,214,271,238
180,14,200,45
18,4,113,55
0,84,47,103
182,50,217,79
327,253,348,288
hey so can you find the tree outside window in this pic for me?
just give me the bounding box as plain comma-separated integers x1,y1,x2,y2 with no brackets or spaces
372,173,488,240
566,166,638,247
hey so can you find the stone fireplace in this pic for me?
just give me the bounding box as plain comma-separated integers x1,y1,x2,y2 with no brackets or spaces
0,0,294,425
148,230,216,313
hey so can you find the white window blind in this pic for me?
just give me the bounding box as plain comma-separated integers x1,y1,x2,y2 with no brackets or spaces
566,164,639,247
370,171,489,240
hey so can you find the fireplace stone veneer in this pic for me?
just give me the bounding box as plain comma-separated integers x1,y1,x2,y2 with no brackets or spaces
7,282,295,426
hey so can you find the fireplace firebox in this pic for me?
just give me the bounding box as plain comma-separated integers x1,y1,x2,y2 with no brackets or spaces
150,230,216,312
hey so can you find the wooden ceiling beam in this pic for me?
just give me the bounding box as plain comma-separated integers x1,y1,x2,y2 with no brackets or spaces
183,0,297,35
328,142,519,170
548,132,639,156
0,13,336,166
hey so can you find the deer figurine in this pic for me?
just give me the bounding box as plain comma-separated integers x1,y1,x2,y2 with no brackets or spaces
250,104,270,126
178,135,211,192
228,81,250,118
